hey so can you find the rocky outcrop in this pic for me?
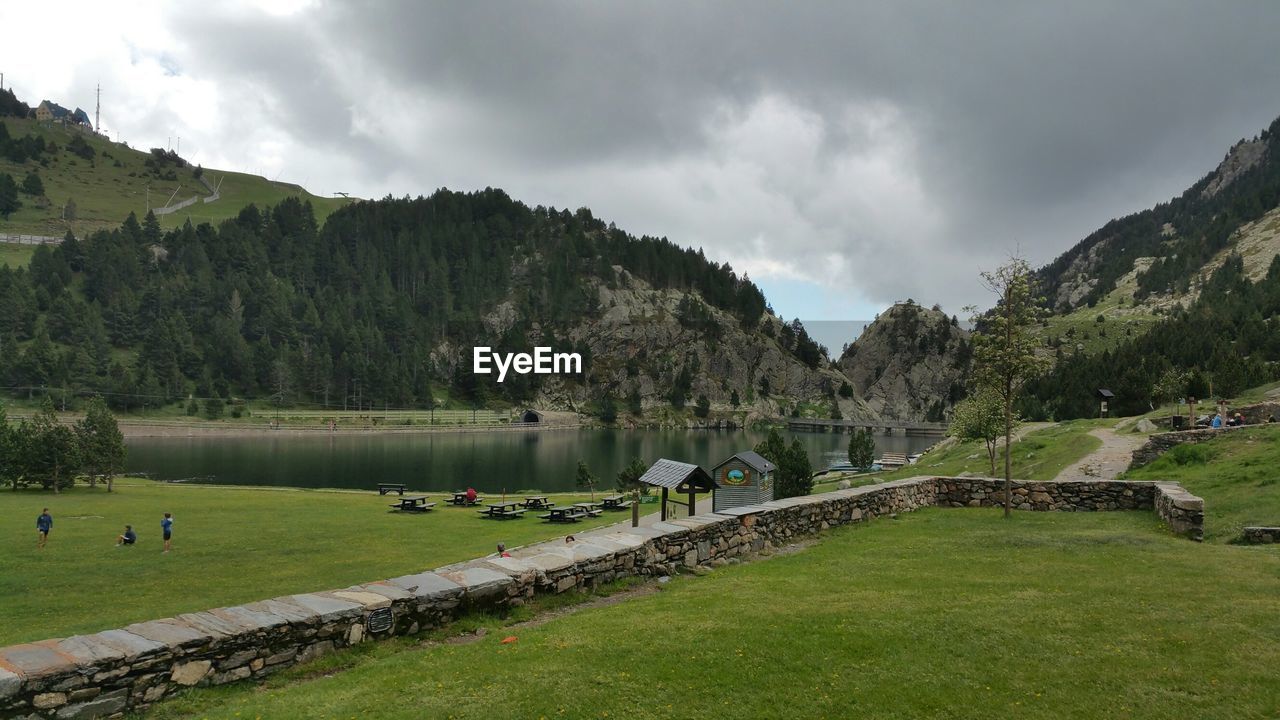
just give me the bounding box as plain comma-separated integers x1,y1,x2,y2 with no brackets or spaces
837,302,969,422
1202,137,1268,199
532,270,879,422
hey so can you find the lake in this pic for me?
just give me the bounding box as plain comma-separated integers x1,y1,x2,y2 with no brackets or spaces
125,429,938,492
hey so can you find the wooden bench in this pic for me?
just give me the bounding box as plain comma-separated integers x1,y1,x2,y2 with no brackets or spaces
378,483,408,496
448,493,485,506
478,502,527,520
539,507,588,523
878,453,908,469
521,496,555,510
601,495,633,511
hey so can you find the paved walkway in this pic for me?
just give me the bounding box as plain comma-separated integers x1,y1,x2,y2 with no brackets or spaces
1053,427,1144,482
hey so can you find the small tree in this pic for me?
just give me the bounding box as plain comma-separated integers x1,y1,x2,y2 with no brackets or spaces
948,385,1006,475
730,389,740,408
598,393,617,423
1152,368,1190,417
847,427,876,470
838,380,854,398
694,394,710,418
754,429,813,499
971,259,1051,518
627,388,643,415
76,396,126,492
19,399,81,492
575,460,598,500
615,457,649,496
21,170,44,196
0,400,15,489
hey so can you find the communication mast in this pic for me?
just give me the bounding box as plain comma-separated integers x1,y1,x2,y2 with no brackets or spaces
95,83,101,132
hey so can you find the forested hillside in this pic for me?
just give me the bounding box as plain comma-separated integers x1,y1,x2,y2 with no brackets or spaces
1024,253,1280,419
0,189,852,420
1037,115,1280,312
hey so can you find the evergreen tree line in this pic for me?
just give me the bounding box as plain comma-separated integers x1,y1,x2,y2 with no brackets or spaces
0,121,56,164
1,188,784,411
1024,253,1280,419
0,396,126,492
1037,115,1280,309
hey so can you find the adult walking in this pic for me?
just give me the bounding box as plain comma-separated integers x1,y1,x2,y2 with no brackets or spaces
36,508,53,549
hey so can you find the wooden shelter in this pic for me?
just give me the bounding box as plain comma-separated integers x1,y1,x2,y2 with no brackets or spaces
637,459,717,521
710,451,775,512
1096,388,1115,418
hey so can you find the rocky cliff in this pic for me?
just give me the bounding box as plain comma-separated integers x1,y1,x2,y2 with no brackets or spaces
528,269,879,424
836,302,969,421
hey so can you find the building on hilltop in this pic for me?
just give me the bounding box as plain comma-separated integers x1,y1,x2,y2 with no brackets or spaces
35,100,94,129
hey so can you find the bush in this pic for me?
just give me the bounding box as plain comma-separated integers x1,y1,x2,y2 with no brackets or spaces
1165,443,1217,466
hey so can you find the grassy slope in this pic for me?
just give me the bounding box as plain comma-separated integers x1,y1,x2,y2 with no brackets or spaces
814,420,1106,493
0,480,624,646
144,510,1280,720
0,241,34,268
1123,423,1280,542
0,116,350,237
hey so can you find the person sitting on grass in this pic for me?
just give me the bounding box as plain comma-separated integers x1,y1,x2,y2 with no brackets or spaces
116,525,137,547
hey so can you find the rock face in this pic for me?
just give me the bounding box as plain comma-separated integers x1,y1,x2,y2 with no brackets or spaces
528,269,879,423
837,302,970,421
1202,137,1268,199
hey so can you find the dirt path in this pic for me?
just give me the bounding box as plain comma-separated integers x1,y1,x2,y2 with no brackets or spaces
1054,427,1143,482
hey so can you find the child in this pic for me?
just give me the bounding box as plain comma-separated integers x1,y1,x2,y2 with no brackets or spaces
116,525,137,546
161,513,174,553
36,508,53,549
496,542,511,558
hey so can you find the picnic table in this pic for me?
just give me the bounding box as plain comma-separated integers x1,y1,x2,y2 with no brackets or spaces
539,506,588,523
600,494,632,511
388,496,435,513
377,483,408,496
521,496,555,510
572,502,603,518
478,501,527,520
448,492,485,506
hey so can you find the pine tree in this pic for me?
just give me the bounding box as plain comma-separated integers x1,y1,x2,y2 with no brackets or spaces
76,396,126,491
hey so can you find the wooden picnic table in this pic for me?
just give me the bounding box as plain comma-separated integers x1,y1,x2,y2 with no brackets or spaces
478,501,526,520
377,483,408,496
521,496,555,510
539,506,588,523
600,495,633,511
388,496,435,513
448,492,485,506
572,502,603,518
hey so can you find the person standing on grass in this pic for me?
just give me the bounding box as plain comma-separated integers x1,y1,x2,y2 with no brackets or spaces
36,508,53,549
161,513,174,553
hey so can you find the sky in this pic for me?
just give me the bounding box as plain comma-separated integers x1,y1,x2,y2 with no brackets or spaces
3,1,1280,349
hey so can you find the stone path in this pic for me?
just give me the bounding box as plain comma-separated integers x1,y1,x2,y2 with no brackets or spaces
1054,427,1144,482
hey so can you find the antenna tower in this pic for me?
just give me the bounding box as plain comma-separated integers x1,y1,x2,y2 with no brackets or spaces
95,83,101,132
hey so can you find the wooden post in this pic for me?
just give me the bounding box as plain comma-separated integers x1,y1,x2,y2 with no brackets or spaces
661,487,668,522
688,489,696,518
632,492,640,527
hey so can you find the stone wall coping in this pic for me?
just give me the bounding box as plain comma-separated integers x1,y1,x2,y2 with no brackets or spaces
92,629,167,660
123,620,209,648
1154,482,1204,510
713,505,771,517
439,567,513,599
1242,526,1280,531
385,571,463,600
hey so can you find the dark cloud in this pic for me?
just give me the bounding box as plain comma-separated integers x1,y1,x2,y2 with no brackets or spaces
150,1,1280,314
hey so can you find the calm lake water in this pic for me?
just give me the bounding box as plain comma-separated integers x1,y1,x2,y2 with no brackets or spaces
124,429,938,492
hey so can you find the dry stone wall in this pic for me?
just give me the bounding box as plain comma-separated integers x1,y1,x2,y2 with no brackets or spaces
1129,427,1246,468
0,476,1202,719
1239,527,1280,544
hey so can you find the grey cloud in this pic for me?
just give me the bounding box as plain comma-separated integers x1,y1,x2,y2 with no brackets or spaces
145,1,1280,312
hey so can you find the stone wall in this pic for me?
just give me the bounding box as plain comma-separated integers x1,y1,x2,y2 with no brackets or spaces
1239,527,1280,544
0,476,1202,719
1129,426,1246,468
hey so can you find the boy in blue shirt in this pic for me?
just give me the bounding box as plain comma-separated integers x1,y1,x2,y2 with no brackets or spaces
116,525,137,546
36,508,53,549
161,513,173,553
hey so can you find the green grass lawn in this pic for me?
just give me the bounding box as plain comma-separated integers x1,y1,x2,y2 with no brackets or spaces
0,480,625,646
1123,423,1280,542
0,117,350,237
0,241,34,269
142,510,1280,720
815,420,1106,493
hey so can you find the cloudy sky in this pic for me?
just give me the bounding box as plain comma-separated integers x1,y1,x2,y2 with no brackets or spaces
3,1,1279,338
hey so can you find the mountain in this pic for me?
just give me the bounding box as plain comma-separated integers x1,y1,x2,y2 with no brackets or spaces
836,301,970,421
0,88,349,239
1037,115,1280,320
0,187,876,424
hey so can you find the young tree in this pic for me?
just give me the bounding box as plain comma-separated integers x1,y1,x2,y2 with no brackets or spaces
18,399,81,492
575,459,598,501
76,396,126,492
597,393,617,423
21,170,44,196
0,172,21,218
0,400,14,489
971,259,1051,517
694,394,710,418
948,385,1006,476
626,388,643,415
1151,368,1190,417
847,427,876,470
753,428,814,499
615,457,649,495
